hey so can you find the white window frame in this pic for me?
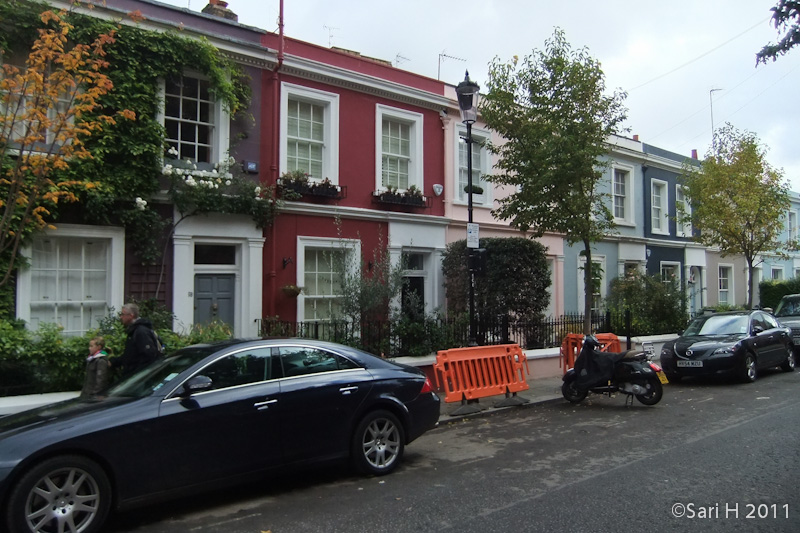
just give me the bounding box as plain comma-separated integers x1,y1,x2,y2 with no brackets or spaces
578,255,606,314
280,83,340,184
651,179,669,235
158,72,230,165
375,104,423,192
611,164,634,225
676,185,692,237
1,50,72,149
772,266,784,280
718,264,733,306
788,210,797,242
455,125,490,206
660,261,681,284
296,236,360,322
16,224,125,335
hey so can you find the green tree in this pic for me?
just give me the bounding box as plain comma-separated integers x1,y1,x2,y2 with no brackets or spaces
757,1,800,63
1,7,131,287
480,28,627,333
678,123,789,309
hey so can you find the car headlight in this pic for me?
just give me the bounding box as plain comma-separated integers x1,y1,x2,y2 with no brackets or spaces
713,345,736,354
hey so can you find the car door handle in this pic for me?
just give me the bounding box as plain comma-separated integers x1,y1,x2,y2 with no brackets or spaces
339,386,358,395
254,399,278,411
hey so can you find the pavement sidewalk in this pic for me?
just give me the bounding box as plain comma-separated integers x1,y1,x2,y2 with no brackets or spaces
437,375,564,418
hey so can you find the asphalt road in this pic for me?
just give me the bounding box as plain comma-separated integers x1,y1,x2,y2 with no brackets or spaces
107,369,800,533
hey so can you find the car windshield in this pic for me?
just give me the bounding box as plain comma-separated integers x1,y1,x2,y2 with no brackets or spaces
106,345,220,398
774,298,800,317
683,314,749,336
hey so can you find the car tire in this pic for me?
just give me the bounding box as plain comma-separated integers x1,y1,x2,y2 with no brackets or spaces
351,410,405,476
739,353,758,383
780,346,796,372
6,455,111,533
561,374,587,403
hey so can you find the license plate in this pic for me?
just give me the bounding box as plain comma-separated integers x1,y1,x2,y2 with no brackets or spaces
677,360,703,367
657,371,669,384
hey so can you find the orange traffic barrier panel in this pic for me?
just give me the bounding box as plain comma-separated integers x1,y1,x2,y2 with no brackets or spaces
560,333,622,374
433,344,530,408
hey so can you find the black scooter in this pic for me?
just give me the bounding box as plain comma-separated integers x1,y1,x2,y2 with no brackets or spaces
562,335,668,406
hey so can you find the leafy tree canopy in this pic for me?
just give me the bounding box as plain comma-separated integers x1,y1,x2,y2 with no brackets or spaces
757,1,800,63
679,123,789,308
480,28,627,332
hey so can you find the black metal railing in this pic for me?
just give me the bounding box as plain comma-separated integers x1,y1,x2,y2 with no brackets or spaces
255,312,617,358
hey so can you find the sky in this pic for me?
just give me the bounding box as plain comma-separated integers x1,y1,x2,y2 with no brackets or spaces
160,0,800,192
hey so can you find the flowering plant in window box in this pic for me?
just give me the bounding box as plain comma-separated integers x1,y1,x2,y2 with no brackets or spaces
374,185,428,207
161,148,278,230
309,177,341,197
277,170,311,197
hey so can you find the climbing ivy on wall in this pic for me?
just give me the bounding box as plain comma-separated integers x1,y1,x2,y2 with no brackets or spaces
0,0,272,269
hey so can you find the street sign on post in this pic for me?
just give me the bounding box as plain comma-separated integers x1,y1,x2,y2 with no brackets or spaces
467,223,479,248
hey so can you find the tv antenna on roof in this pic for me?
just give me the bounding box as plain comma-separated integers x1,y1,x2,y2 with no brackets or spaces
438,50,466,80
395,53,410,67
323,25,339,47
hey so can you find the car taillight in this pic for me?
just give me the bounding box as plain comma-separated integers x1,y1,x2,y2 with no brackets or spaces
420,377,434,394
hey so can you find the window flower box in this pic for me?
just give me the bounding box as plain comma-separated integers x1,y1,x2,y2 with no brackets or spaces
278,173,344,200
373,186,430,208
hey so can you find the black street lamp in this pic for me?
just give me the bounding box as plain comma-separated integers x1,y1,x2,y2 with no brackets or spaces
456,71,479,346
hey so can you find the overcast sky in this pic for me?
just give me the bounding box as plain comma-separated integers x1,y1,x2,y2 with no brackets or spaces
161,1,800,192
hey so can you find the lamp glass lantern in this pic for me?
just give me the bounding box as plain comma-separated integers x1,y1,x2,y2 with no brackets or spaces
456,71,480,124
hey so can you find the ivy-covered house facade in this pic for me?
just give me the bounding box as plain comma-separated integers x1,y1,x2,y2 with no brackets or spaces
5,0,274,336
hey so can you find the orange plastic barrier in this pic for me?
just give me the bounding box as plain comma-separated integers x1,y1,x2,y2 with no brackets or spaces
433,344,530,404
560,333,622,374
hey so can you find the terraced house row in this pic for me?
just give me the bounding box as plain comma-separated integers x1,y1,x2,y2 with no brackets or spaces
6,0,800,340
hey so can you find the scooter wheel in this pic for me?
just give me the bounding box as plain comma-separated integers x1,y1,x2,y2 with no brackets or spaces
562,375,587,403
635,377,663,405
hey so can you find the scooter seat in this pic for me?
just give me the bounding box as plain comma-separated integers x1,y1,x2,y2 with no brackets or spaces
620,350,646,360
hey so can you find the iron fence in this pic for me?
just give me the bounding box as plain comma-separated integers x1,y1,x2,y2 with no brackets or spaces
255,312,615,358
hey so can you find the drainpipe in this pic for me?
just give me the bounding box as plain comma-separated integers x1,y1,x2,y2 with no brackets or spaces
266,0,285,317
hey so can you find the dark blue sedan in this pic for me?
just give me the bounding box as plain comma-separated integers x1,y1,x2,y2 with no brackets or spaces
0,339,440,533
660,310,795,383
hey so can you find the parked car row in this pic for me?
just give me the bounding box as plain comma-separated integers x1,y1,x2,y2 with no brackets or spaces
660,309,796,382
0,339,441,533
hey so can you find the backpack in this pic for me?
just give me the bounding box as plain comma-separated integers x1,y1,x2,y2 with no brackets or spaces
148,328,166,356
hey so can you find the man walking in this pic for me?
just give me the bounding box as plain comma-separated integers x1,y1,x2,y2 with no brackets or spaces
114,303,161,377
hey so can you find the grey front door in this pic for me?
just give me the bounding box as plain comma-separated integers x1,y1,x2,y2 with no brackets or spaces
194,274,235,328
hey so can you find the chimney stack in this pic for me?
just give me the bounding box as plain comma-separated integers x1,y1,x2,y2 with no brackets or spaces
691,149,698,159
202,0,238,22
633,134,639,141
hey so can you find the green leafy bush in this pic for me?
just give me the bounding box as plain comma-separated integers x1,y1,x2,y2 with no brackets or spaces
606,272,689,335
0,300,235,395
759,278,800,310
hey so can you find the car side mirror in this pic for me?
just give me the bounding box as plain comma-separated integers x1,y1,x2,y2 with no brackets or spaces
752,325,764,334
182,375,213,396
